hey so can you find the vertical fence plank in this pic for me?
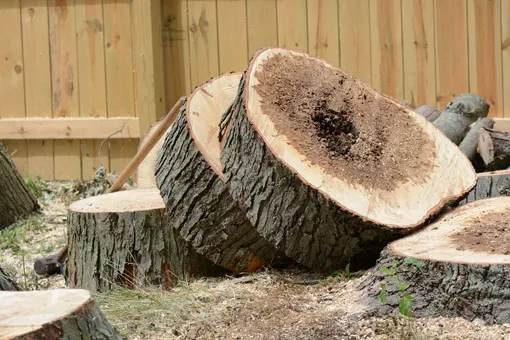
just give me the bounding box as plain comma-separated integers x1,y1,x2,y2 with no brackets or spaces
307,0,340,67
338,0,371,84
21,0,54,180
104,0,137,176
0,0,28,176
161,0,191,105
76,0,108,179
468,0,503,117
434,0,468,110
188,0,219,89
504,0,510,117
247,0,277,57
277,0,308,51
369,0,403,99
217,0,248,73
49,0,81,180
402,0,436,108
132,0,166,136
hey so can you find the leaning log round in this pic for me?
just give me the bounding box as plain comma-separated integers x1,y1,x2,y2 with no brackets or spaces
0,289,121,339
66,187,223,292
0,144,39,230
220,47,477,272
358,196,510,324
155,73,289,273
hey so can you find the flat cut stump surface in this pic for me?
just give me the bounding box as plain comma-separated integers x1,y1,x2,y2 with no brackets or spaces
358,196,510,324
67,187,222,292
0,289,120,339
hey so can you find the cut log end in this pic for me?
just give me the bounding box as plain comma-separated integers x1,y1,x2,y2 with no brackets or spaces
0,144,40,230
220,47,476,271
359,197,510,324
0,289,121,339
67,188,224,292
155,73,290,273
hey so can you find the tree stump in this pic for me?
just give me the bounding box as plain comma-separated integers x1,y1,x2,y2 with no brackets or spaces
458,170,510,205
219,47,477,272
156,73,289,273
0,266,19,291
136,118,173,188
0,144,39,230
358,196,510,325
66,187,223,292
479,128,510,171
0,289,121,339
432,93,490,145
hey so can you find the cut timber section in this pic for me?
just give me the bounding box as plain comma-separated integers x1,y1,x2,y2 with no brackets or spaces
0,289,121,339
0,144,40,230
66,187,223,293
359,197,510,325
220,47,477,272
156,73,289,273
136,118,172,188
0,117,139,140
458,170,510,205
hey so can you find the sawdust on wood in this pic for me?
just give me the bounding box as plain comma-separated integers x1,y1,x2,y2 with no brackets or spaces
253,53,436,192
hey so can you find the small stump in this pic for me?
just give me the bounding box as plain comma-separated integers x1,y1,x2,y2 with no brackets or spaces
67,187,223,292
0,289,121,339
156,73,289,272
358,196,510,324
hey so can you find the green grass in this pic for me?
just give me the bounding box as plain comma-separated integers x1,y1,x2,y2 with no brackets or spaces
0,214,47,253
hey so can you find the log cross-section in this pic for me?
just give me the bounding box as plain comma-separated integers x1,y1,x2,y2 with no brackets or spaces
155,73,289,273
220,47,477,272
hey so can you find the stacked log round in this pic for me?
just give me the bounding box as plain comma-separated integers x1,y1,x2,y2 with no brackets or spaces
219,47,477,272
0,289,121,339
458,170,510,205
358,196,510,324
0,144,40,230
155,73,289,273
66,187,223,292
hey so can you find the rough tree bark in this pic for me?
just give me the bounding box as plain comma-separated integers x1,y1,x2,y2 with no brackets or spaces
414,105,441,122
457,170,510,205
156,73,289,273
357,197,510,325
219,47,477,272
432,93,490,145
458,117,494,161
66,188,223,292
479,128,510,171
0,265,19,291
0,144,39,230
0,289,121,339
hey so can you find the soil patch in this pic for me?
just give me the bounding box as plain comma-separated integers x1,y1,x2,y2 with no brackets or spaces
450,209,510,254
253,53,436,192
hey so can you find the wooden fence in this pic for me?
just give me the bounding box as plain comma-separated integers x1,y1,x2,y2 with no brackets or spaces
1,0,510,180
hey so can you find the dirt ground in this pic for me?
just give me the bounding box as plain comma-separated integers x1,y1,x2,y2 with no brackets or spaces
2,179,510,339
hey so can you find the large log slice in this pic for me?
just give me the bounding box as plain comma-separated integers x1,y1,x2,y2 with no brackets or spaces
219,47,477,272
0,289,121,339
358,196,510,324
0,144,39,230
155,73,288,273
66,188,223,292
458,170,510,205
136,118,173,188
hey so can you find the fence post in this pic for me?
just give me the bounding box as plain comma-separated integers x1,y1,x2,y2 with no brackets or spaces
131,0,167,138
